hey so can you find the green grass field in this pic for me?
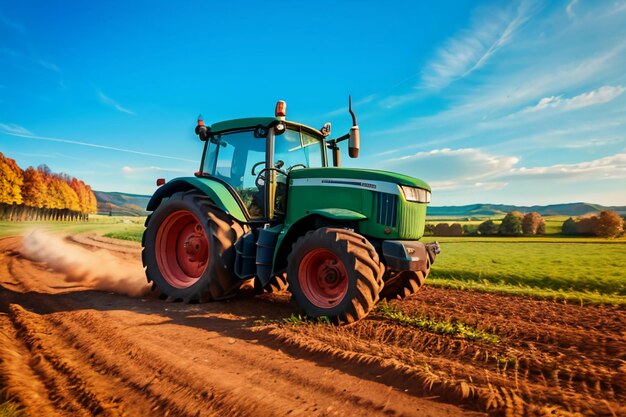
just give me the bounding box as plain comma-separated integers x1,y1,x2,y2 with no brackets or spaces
2,216,624,306
103,228,144,242
423,236,626,305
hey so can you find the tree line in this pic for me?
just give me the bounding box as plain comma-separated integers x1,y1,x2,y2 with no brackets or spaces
427,211,547,237
0,152,97,221
427,210,624,238
561,211,624,238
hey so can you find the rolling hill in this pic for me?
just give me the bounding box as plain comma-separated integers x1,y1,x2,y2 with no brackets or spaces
94,191,625,218
426,203,626,217
94,191,151,216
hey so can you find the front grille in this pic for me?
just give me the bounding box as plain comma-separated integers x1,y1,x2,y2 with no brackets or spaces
375,192,398,227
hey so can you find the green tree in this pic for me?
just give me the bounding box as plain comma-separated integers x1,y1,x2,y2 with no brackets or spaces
562,217,577,235
499,212,522,236
478,220,499,235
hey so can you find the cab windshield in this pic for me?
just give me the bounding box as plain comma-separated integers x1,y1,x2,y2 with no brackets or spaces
202,127,324,217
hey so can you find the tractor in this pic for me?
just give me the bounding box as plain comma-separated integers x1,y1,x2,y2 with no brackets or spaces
142,98,439,323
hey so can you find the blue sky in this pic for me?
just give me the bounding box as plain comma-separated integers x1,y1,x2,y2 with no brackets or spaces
1,0,625,206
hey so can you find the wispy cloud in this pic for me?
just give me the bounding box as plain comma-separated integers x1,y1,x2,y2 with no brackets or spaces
122,166,189,174
566,0,579,19
96,90,135,115
0,13,26,34
383,148,520,183
420,0,538,91
523,85,626,112
0,122,32,135
1,128,195,163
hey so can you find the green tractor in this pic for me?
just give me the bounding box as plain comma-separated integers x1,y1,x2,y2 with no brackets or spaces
142,99,439,323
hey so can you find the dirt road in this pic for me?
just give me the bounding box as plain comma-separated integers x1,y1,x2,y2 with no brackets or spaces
0,234,480,417
1,234,624,416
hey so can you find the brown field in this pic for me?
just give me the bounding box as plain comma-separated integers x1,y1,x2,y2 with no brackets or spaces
0,234,624,417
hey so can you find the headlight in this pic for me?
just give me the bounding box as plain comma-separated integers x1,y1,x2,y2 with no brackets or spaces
400,185,431,203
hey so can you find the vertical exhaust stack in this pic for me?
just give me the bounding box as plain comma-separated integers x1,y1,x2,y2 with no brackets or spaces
348,95,360,158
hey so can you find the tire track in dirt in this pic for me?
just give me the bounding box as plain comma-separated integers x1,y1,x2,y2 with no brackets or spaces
0,235,477,417
267,287,626,416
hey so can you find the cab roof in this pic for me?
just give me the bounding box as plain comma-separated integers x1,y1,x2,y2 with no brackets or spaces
210,117,324,137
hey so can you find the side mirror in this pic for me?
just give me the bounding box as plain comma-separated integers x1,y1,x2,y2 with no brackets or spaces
349,126,360,158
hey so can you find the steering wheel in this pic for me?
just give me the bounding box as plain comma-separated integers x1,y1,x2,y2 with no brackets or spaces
255,167,288,189
287,164,307,174
251,161,266,176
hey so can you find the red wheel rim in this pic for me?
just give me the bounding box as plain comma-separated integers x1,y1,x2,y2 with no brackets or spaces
155,210,209,288
298,248,348,308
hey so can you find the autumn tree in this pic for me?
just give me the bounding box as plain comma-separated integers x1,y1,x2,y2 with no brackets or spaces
522,212,545,235
21,167,46,220
499,212,523,236
85,185,98,214
596,210,624,238
449,223,464,236
575,215,599,235
0,152,24,219
433,223,450,236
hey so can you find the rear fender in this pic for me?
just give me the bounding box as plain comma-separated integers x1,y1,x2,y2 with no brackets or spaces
146,177,247,223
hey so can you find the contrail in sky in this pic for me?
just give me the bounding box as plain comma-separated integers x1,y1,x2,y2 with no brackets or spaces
2,132,197,163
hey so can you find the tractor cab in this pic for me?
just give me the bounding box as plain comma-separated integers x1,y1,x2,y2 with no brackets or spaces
197,103,337,221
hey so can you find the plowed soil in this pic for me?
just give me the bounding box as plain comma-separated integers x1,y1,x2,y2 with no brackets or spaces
1,234,624,417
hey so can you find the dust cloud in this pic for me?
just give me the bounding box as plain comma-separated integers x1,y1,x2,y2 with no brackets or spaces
20,230,150,297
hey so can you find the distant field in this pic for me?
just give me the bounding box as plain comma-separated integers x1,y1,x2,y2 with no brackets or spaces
104,228,144,242
423,236,626,305
0,215,146,238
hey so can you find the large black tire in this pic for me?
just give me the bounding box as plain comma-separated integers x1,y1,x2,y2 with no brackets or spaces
380,257,431,300
287,228,384,324
142,190,245,302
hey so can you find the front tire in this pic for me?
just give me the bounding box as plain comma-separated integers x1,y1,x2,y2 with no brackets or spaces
287,228,384,324
142,191,245,302
380,257,432,300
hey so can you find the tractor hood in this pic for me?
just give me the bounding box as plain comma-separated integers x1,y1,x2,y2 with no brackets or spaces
289,168,431,192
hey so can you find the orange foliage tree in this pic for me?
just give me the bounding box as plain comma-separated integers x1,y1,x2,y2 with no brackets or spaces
0,154,99,221
0,152,24,220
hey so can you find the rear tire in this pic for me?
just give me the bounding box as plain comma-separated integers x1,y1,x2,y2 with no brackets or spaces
142,190,245,302
287,228,384,324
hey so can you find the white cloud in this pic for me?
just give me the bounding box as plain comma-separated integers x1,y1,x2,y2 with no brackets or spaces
0,122,32,135
97,90,135,115
524,85,625,112
566,0,579,19
503,153,626,180
384,148,520,182
420,0,537,90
